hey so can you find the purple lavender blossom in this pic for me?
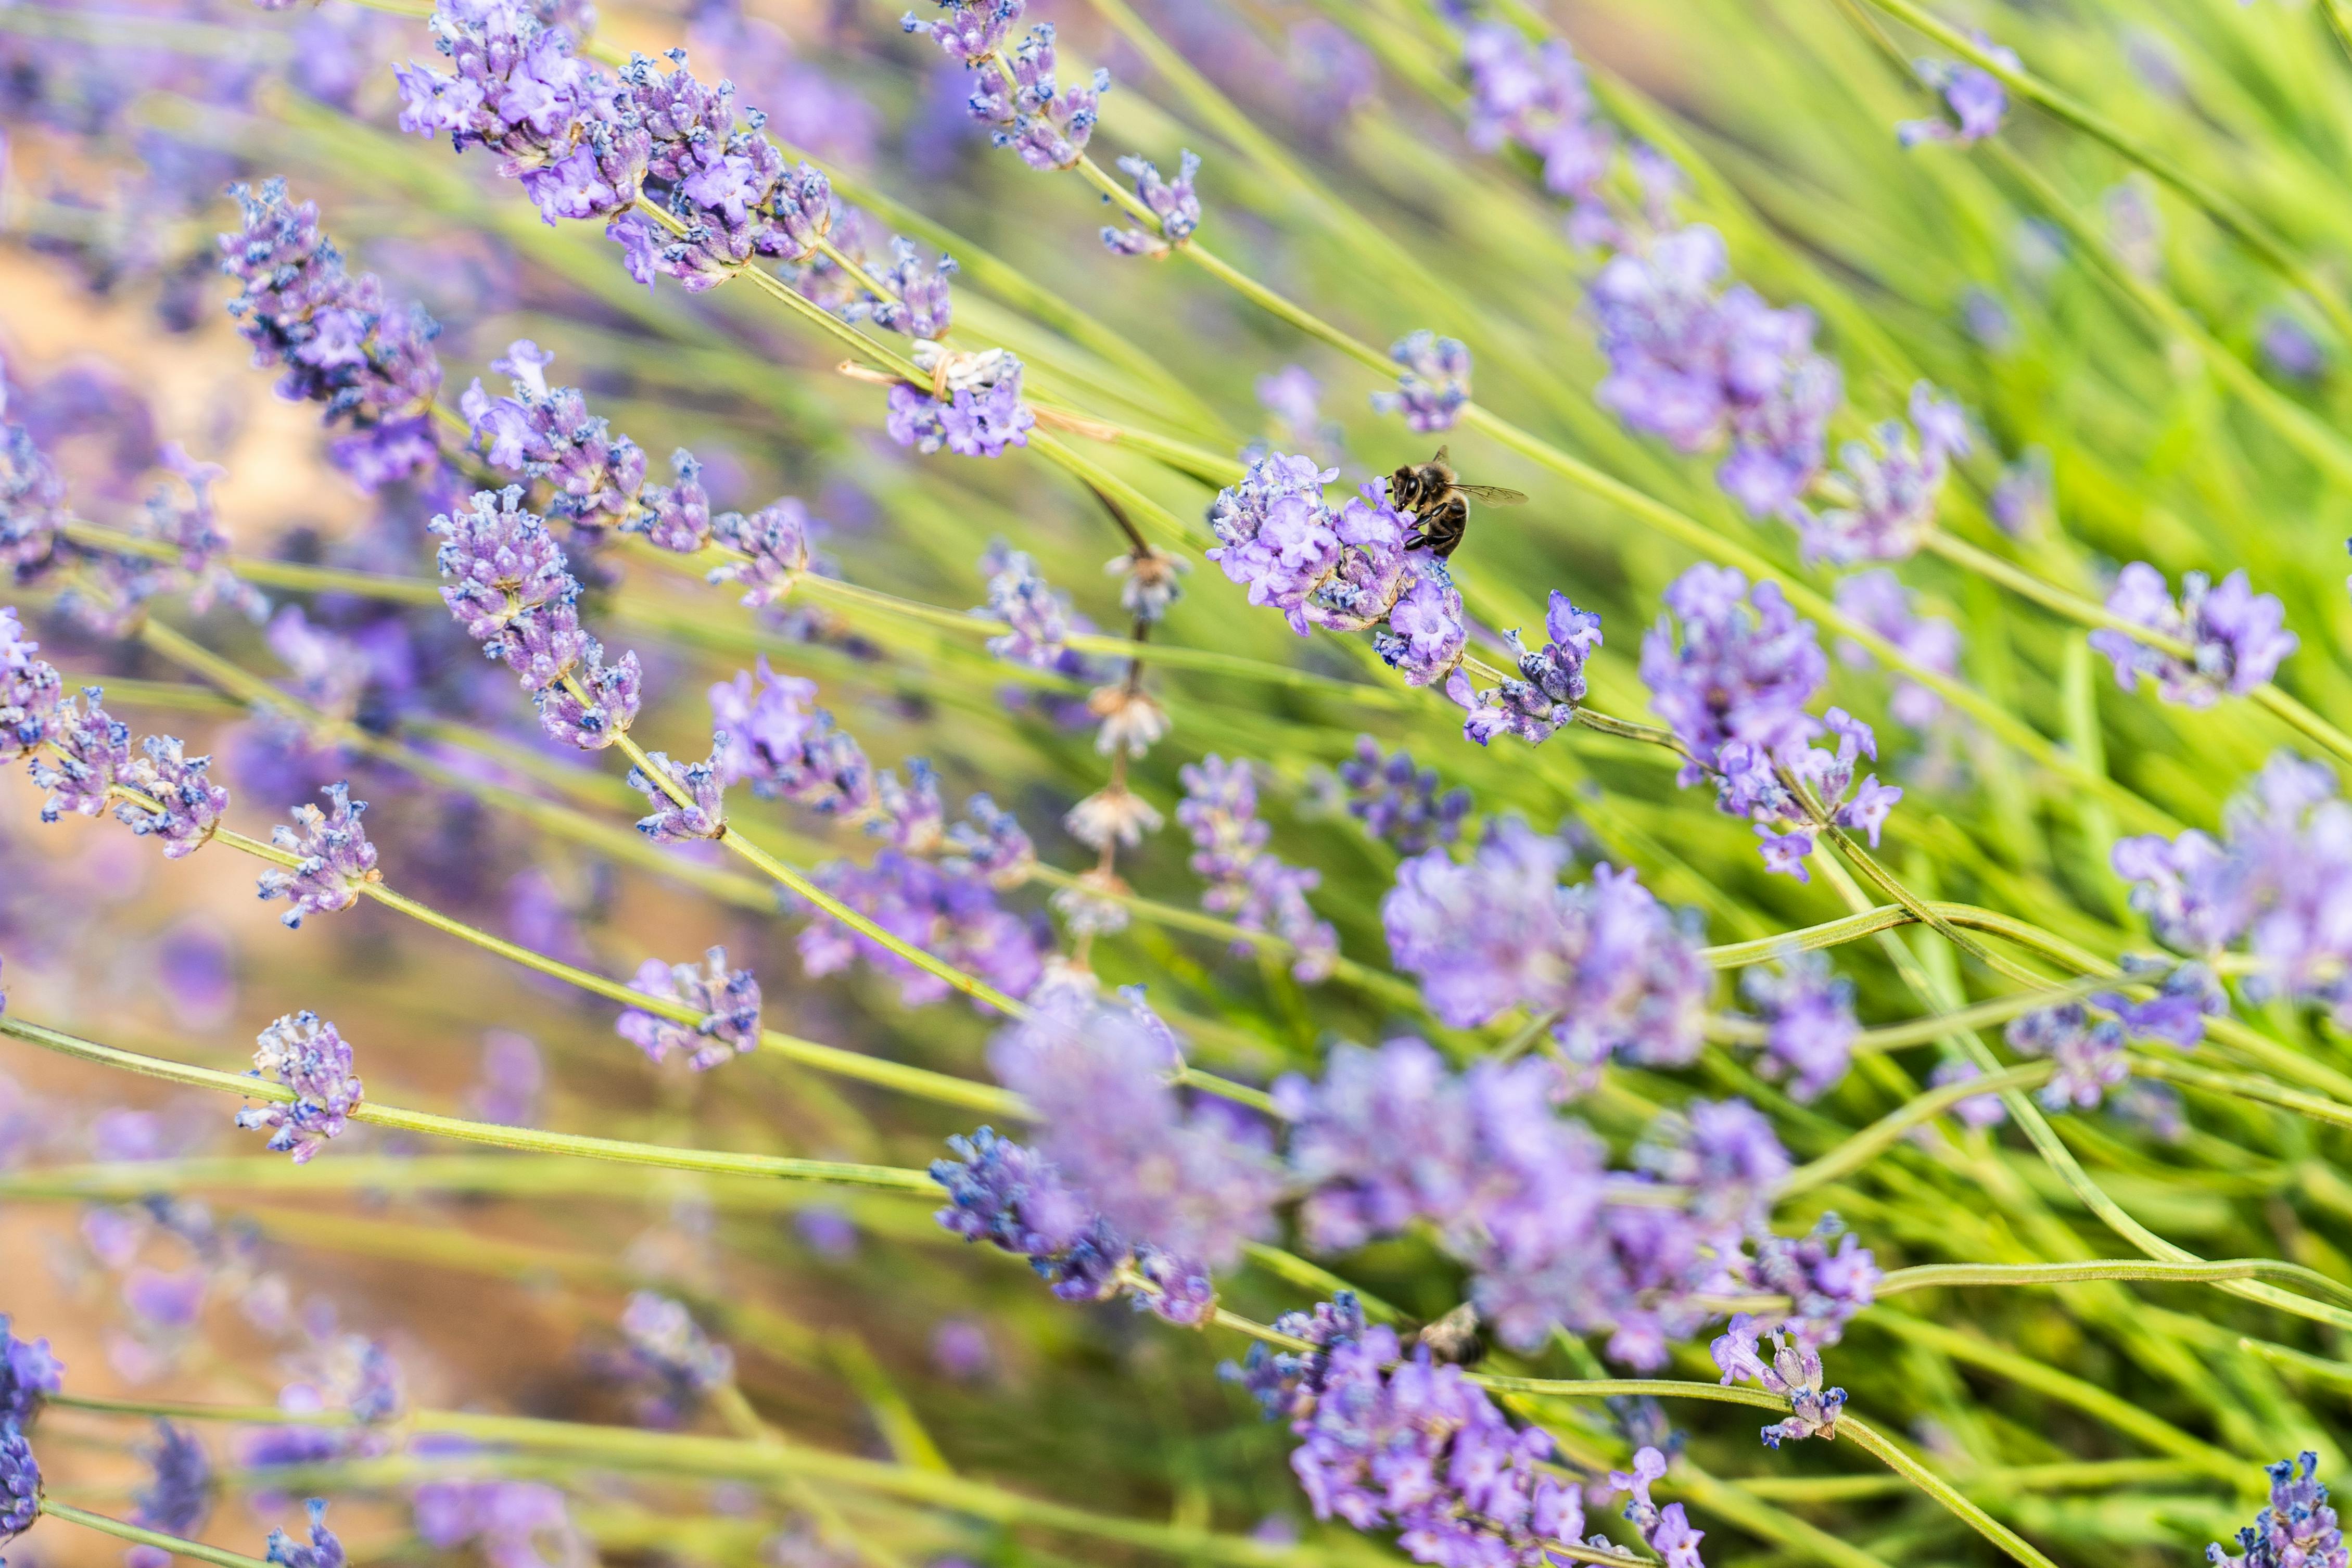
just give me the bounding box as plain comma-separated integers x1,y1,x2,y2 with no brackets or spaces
128,1420,212,1568
1642,565,1825,772
2006,1004,2128,1111
1930,1057,2009,1130
462,340,649,533
144,448,264,620
903,1,1020,66
990,991,1279,1279
1460,23,1613,238
1639,1099,1789,1239
1728,1218,1879,1351
2088,563,2298,708
431,487,643,748
218,181,444,491
1440,590,1600,746
1207,456,1458,666
1591,225,1840,518
413,1479,582,1568
709,496,814,605
1371,331,1470,432
1991,448,2053,537
944,794,1036,886
1737,951,1858,1102
1,411,67,587
1,1319,61,1425
1794,383,1968,564
1335,737,1471,854
1,1424,37,1558
2260,312,2327,382
1102,150,1201,257
1608,1448,1705,1568
1711,1314,1846,1447
797,850,1045,1008
0,609,61,762
630,745,727,842
1178,756,1339,983
257,783,380,928
932,1126,1128,1307
616,948,761,1070
1898,36,2017,148
30,689,132,823
1644,568,1896,877
235,1012,363,1164
976,542,1081,671
1833,569,1961,730
1255,1305,1586,1568
1384,821,1710,1070
709,661,871,813
887,361,1035,459
396,2,608,180
263,1500,347,1568
113,735,228,859
2209,1451,2346,1568
614,1293,733,1426
960,22,1108,171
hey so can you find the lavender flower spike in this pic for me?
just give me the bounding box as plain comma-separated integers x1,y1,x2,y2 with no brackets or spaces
2088,564,2298,708
258,783,381,928
1371,330,1470,432
30,690,132,823
1,1424,37,1558
1102,150,1202,257
2209,1451,2346,1568
1711,1314,1846,1447
630,743,727,842
1794,382,1967,565
115,735,230,859
1898,35,2018,149
128,1420,213,1568
263,1500,347,1568
616,948,761,1070
1,1318,61,1425
235,1012,363,1164
1609,1448,1707,1567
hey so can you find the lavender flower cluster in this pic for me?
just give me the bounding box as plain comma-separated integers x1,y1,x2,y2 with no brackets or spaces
904,0,1105,173
2115,754,2352,1025
1334,736,1471,854
1384,820,1708,1075
1,1320,60,1558
705,661,1046,1008
1207,454,1601,744
431,486,643,750
2090,563,2298,708
2210,1451,2348,1568
234,1011,364,1165
616,949,762,1071
219,180,443,492
1177,756,1338,983
1227,1296,1588,1568
398,0,1034,458
1642,565,1900,879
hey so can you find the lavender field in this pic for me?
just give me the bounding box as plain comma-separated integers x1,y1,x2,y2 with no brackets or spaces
3,1,2351,1564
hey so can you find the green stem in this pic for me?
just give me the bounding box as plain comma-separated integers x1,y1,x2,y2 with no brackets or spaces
1775,1061,2056,1196
47,1399,1328,1568
37,1501,276,1568
1878,1258,2352,1302
1857,0,2352,349
1833,1414,2063,1568
0,1015,942,1190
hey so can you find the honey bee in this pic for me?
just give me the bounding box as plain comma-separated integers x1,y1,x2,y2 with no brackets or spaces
1388,445,1527,560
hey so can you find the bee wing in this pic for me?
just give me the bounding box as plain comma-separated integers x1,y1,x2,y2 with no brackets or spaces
1455,485,1529,505
1431,445,1451,467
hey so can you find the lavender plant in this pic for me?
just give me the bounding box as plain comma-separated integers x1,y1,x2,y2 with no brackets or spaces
4,0,2352,1565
